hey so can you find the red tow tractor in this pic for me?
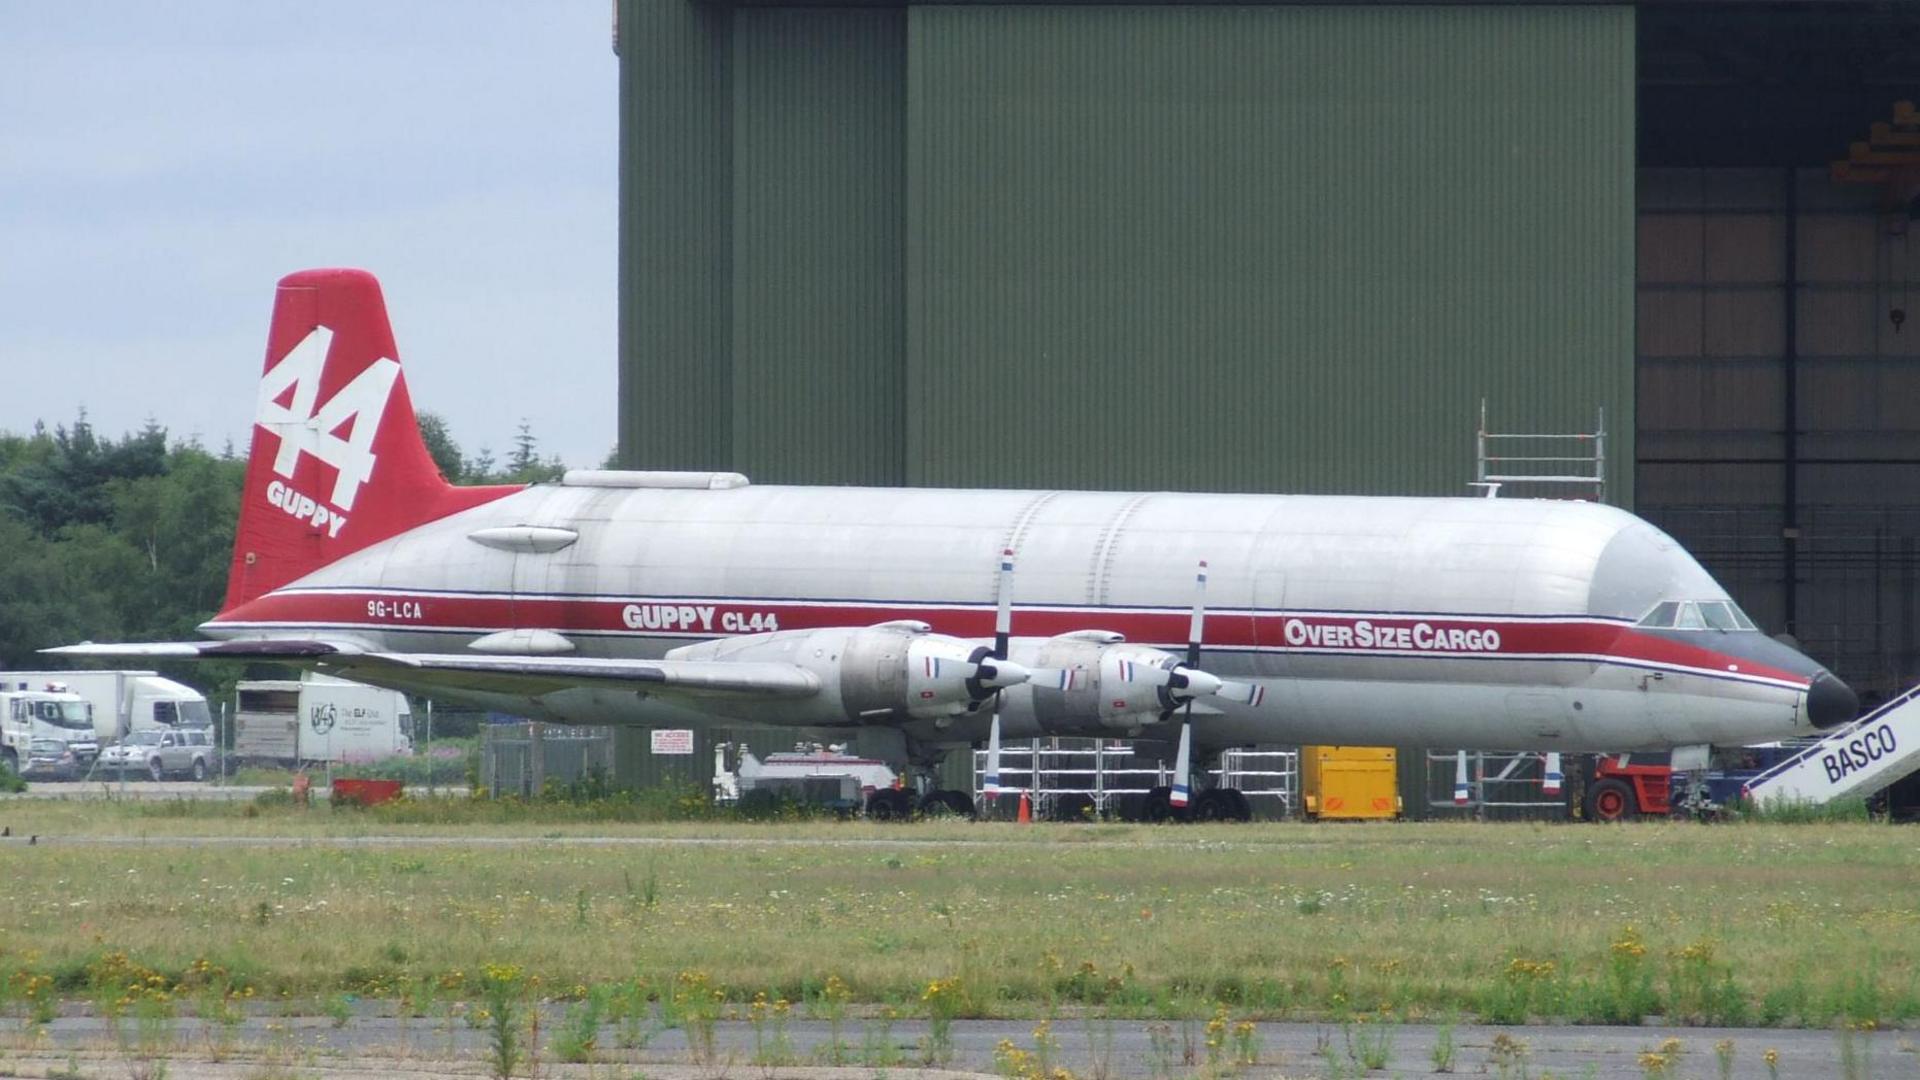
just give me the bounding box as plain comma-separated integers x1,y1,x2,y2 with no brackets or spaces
1583,755,1674,822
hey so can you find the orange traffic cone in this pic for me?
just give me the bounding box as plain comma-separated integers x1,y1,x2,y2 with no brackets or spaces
1017,790,1032,824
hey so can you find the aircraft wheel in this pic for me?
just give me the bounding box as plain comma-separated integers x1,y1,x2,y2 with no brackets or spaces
919,789,975,819
1051,792,1096,822
1586,778,1636,823
1195,789,1249,822
1142,785,1187,823
1193,788,1253,822
866,788,913,821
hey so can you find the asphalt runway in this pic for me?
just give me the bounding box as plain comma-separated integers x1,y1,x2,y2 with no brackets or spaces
7,1009,1903,1079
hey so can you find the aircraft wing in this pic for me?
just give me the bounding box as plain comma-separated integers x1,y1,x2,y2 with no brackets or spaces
43,640,821,702
337,652,820,699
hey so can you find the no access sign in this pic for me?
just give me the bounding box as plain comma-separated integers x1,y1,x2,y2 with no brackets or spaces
650,729,696,755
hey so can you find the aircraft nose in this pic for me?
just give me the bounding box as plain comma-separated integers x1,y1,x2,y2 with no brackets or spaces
1806,672,1859,729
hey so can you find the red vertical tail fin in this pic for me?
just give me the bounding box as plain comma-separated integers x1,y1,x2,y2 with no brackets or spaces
221,269,520,612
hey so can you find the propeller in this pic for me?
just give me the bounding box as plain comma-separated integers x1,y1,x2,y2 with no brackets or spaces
978,548,1017,801
1143,560,1272,812
1453,750,1471,806
1166,562,1209,809
979,552,1267,811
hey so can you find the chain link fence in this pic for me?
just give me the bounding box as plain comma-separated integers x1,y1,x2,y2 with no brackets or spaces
481,722,615,798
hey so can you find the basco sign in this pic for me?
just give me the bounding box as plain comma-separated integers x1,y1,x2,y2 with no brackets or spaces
1821,723,1897,784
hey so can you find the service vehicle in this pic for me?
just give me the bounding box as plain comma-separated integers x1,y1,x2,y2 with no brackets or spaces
232,673,412,766
4,670,211,740
98,727,217,781
725,743,911,816
0,681,100,774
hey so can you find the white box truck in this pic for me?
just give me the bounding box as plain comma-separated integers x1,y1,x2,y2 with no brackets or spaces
3,671,210,740
233,674,413,765
0,680,102,773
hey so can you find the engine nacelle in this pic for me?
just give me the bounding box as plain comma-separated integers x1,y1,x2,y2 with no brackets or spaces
1016,632,1193,731
666,622,1023,725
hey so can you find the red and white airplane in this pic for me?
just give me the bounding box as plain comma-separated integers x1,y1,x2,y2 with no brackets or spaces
53,269,1859,819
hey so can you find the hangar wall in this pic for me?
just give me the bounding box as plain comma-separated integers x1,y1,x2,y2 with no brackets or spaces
618,2,1637,499
734,11,907,485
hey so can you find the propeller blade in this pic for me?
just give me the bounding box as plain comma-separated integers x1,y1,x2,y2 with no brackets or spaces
1170,720,1192,808
994,548,1015,658
1453,750,1471,806
1185,560,1208,668
1214,679,1267,708
1542,751,1564,796
985,710,1003,796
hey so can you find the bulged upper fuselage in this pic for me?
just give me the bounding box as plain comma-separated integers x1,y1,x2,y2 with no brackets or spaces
207,476,1853,752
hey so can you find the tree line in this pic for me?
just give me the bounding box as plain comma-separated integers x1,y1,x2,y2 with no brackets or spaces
0,411,582,708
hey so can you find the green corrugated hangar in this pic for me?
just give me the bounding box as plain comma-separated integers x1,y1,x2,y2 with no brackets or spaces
609,0,1920,790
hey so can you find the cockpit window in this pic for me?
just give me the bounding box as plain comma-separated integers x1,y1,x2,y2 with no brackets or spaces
1638,600,1758,632
1638,601,1680,629
1697,601,1744,631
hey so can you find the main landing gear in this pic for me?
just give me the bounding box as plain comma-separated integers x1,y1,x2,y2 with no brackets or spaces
864,785,978,820
1136,785,1253,823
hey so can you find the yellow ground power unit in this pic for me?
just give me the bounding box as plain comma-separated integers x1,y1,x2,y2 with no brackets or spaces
1300,746,1402,820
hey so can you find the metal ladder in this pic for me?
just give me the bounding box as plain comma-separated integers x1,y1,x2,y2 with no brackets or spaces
1473,399,1606,502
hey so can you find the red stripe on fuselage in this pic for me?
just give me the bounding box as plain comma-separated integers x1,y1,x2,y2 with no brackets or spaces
211,590,1809,687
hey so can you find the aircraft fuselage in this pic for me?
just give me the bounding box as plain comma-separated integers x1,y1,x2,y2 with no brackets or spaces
207,478,1846,753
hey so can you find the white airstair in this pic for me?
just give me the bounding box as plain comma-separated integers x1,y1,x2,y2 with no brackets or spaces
1742,685,1920,805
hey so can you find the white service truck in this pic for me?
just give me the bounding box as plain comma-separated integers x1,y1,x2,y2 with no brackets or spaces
718,742,900,814
2,670,210,740
233,674,413,765
0,680,102,774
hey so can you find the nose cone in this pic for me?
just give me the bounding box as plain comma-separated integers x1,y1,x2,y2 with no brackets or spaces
1806,672,1860,729
1176,668,1224,699
977,659,1031,689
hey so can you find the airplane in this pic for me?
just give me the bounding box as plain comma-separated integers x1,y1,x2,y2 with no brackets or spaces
50,268,1861,821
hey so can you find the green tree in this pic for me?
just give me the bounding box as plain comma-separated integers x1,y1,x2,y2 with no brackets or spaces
0,412,563,699
417,410,465,483
501,419,563,484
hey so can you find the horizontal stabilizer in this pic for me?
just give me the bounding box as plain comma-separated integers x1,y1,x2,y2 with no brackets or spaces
44,639,366,659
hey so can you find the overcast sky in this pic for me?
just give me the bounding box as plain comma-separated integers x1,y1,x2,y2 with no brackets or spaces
0,2,618,470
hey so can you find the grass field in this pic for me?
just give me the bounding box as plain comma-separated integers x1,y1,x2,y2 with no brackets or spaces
2,798,1917,1029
